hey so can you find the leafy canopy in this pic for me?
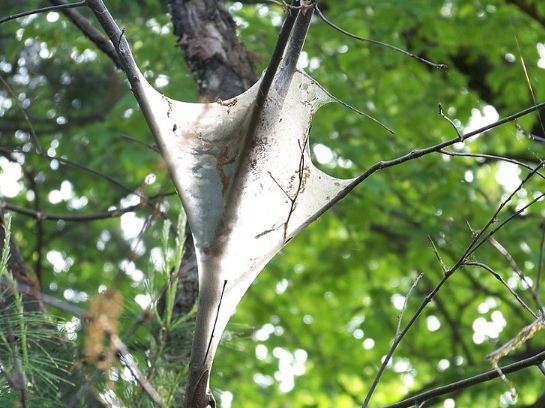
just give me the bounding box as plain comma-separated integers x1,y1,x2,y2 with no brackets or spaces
1,0,545,407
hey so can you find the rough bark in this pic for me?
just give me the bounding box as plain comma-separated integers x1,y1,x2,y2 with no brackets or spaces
168,0,258,101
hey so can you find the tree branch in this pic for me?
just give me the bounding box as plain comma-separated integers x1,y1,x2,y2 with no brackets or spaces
0,201,143,222
303,100,545,238
0,1,85,25
361,138,545,406
386,349,545,408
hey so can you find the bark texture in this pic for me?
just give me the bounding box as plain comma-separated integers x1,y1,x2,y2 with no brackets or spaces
169,0,258,101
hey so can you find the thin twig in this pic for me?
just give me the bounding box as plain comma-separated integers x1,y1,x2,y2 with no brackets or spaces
439,149,545,180
362,160,544,406
48,0,122,68
465,261,537,318
109,330,166,408
203,280,228,365
0,201,143,222
0,277,85,316
0,77,45,157
0,1,86,25
438,103,462,141
466,190,545,261
385,349,545,408
428,236,447,273
301,71,394,134
395,273,423,336
302,101,545,238
0,147,144,195
487,236,544,313
315,4,447,70
355,102,545,189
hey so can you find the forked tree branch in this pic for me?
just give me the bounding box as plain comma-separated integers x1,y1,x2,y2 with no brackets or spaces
290,99,545,244
352,100,545,202
83,1,316,406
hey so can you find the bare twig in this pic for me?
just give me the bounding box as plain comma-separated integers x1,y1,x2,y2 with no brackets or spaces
0,147,145,195
467,190,545,259
48,0,122,68
386,348,545,408
395,273,423,336
438,103,463,141
356,102,545,186
300,71,394,134
0,77,45,157
303,101,545,238
487,236,544,313
429,237,447,273
203,280,228,365
465,261,537,318
439,149,545,180
109,330,166,408
362,159,544,406
0,201,143,222
0,277,85,316
0,1,85,25
315,4,447,70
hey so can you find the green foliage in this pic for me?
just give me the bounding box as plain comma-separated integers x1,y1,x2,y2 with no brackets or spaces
0,214,74,407
2,0,545,407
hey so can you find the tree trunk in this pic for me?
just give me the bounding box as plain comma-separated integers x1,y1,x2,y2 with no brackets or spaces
169,0,258,101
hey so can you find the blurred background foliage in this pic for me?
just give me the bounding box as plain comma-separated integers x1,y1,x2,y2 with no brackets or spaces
1,0,545,407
